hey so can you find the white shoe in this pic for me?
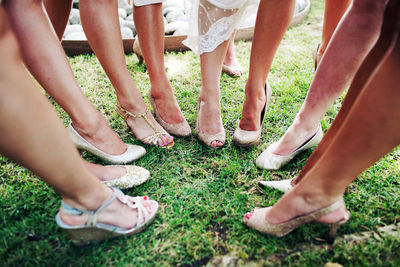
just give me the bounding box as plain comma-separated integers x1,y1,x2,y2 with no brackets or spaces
67,123,146,164
102,165,150,189
256,125,323,170
259,178,294,193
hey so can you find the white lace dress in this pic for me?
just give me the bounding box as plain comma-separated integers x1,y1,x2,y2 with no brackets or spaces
183,0,259,55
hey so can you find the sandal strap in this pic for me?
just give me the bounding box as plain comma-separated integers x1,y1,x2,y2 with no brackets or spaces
116,101,167,144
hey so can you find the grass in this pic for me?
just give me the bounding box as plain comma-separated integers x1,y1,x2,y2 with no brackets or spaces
1,0,400,265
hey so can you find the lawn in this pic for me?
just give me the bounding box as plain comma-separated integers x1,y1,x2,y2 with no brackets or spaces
1,0,400,266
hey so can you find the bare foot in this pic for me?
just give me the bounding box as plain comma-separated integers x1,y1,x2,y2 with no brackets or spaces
72,112,127,155
197,99,224,147
59,188,157,229
150,83,185,125
269,119,320,156
117,97,173,147
238,84,267,131
223,51,242,76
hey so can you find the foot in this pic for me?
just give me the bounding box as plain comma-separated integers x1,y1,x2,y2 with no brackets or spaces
84,161,127,182
117,97,173,147
223,47,242,76
197,99,224,147
239,84,267,131
269,119,320,156
72,112,127,155
244,190,348,226
59,188,156,229
150,83,185,125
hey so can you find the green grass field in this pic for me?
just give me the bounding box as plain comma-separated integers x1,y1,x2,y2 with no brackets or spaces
1,1,400,266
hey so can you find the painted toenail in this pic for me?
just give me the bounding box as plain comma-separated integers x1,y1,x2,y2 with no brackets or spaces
143,196,148,200
244,211,254,221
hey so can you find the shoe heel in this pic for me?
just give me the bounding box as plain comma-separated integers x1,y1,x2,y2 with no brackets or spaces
64,228,118,246
327,213,350,241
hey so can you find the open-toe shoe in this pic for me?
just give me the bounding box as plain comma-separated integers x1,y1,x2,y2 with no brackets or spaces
56,187,158,245
243,198,350,238
194,101,225,148
116,101,174,148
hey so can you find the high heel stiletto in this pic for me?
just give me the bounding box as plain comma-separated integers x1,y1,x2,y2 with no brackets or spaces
195,101,225,147
116,101,174,148
243,199,350,238
256,125,323,170
148,93,191,137
67,123,146,164
233,82,272,146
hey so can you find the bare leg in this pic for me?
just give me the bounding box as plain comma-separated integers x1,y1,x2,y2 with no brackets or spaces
295,0,397,183
3,0,127,155
0,8,154,230
79,0,172,146
222,31,242,76
133,3,185,125
316,0,351,65
269,0,385,157
265,39,400,225
239,0,296,131
43,0,72,40
197,35,232,147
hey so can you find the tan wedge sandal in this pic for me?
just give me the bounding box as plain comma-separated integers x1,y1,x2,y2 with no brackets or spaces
116,101,174,148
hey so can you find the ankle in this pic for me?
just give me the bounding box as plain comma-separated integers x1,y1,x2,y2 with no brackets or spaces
71,113,103,136
292,115,320,133
62,185,112,212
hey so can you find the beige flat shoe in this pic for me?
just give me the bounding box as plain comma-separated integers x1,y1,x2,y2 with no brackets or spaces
243,199,350,238
116,101,174,148
233,82,272,147
222,64,242,77
148,93,191,137
67,123,146,164
102,165,150,189
195,101,225,148
256,125,323,170
259,178,294,193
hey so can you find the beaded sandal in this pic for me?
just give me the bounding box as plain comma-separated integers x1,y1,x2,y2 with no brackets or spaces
116,101,174,148
56,187,158,245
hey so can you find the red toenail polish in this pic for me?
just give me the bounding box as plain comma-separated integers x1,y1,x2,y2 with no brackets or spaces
244,212,253,221
143,196,148,200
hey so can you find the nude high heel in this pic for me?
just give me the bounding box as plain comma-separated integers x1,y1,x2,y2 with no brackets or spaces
195,100,225,148
233,82,272,147
116,100,174,148
243,199,350,238
148,93,191,137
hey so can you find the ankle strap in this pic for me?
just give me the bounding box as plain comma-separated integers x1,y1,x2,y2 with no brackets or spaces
60,187,118,227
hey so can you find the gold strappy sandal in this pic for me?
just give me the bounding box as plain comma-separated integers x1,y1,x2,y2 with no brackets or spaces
116,101,174,148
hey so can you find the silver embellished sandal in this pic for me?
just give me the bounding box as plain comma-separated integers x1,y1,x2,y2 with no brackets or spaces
116,101,174,148
56,187,158,245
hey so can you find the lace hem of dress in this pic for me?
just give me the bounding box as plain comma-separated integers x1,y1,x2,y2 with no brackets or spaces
199,15,237,54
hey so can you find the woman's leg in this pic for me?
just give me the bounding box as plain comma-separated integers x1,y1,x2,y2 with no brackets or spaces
3,0,127,155
239,0,296,131
316,0,351,65
268,0,385,158
79,0,172,146
43,0,72,40
0,8,154,230
197,35,232,147
252,7,400,225
133,3,185,125
295,0,396,183
222,31,242,76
